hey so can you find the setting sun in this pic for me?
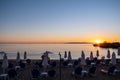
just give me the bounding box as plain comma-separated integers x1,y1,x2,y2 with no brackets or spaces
95,39,103,44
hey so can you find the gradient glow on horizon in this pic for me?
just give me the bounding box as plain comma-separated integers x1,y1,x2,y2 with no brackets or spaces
0,0,120,43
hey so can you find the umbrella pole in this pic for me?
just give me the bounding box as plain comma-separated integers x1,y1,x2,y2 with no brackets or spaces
59,52,61,80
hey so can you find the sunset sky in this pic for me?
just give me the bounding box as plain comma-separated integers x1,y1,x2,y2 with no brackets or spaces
0,0,120,43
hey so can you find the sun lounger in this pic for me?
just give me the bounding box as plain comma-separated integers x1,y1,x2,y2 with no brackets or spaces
71,66,88,78
49,61,57,68
0,74,9,80
114,69,120,73
71,70,88,78
31,69,41,80
8,69,18,80
67,63,73,67
73,60,79,67
41,72,48,77
88,65,96,77
100,65,116,75
47,69,56,80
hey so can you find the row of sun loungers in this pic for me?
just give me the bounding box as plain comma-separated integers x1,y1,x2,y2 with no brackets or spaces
0,59,120,80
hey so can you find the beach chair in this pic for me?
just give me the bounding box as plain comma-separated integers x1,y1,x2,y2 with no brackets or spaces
0,73,9,80
31,69,41,80
8,69,17,80
47,69,56,80
71,66,85,79
50,61,57,68
62,61,68,68
26,59,32,64
67,63,73,67
96,60,100,65
19,62,26,69
116,59,120,63
86,59,91,66
88,65,96,77
8,63,14,69
73,60,79,67
101,65,116,75
114,68,120,73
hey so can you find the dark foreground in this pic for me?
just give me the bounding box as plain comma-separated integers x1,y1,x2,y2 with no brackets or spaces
0,59,120,80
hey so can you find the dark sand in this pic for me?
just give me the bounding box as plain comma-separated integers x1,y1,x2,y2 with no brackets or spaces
0,59,120,80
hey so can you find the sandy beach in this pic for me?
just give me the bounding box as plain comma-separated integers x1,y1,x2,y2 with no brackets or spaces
0,59,120,80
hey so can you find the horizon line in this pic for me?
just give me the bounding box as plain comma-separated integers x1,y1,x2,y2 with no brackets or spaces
0,42,92,44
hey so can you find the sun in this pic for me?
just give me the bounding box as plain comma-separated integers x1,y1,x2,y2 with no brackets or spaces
95,39,103,44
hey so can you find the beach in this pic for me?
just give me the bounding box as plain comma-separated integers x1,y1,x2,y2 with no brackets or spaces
0,59,120,80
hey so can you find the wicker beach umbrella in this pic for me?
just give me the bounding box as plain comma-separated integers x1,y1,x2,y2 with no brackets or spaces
81,51,86,66
111,52,116,65
16,52,20,63
118,47,120,56
68,51,72,61
0,51,6,60
42,53,49,69
45,51,53,54
2,53,8,73
90,51,94,60
81,51,85,58
96,50,99,58
107,49,110,59
64,51,67,59
24,51,27,60
44,51,53,57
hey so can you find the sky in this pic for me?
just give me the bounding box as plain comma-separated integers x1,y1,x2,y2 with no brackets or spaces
0,0,120,43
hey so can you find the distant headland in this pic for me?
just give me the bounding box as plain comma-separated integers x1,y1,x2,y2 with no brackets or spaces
93,42,120,49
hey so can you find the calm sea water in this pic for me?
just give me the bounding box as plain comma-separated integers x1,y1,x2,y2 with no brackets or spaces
0,44,119,60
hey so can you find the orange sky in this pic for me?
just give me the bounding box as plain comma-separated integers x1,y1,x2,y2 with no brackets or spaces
0,0,120,44
0,35,120,43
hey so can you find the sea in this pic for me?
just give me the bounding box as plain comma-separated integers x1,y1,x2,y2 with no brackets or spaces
0,44,119,60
